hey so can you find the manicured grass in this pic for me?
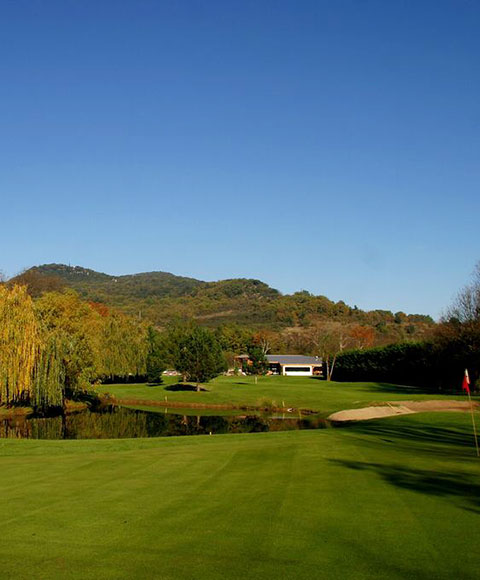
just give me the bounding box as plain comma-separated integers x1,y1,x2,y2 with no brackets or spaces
1,412,479,579
96,375,474,416
3,378,479,577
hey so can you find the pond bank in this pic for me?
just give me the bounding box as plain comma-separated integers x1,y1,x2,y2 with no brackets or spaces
108,396,317,415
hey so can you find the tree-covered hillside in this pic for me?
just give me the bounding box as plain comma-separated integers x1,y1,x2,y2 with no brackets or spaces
10,264,435,348
27,264,204,299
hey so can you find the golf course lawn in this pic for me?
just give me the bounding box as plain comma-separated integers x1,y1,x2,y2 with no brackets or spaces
1,411,479,579
96,375,474,416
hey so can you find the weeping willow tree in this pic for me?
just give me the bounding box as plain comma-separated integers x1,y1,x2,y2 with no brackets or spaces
35,290,101,396
32,332,65,409
0,285,39,405
0,285,150,409
98,313,148,379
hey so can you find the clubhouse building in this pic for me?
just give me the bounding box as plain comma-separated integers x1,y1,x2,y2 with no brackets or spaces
236,354,323,377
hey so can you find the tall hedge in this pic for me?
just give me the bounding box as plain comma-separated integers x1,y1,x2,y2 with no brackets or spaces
334,341,478,392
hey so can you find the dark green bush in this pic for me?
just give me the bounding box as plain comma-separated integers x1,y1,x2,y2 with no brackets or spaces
335,341,478,392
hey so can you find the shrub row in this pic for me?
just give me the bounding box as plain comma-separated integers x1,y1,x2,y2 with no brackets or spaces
334,341,478,392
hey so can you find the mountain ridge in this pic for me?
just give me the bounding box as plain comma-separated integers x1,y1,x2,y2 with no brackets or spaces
20,264,281,302
10,264,435,343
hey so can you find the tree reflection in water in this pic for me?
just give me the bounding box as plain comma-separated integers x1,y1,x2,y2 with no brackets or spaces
0,407,327,440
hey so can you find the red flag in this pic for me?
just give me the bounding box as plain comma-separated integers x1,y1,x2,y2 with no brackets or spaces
462,369,471,395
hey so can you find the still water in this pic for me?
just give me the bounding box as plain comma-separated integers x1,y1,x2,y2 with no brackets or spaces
0,406,327,440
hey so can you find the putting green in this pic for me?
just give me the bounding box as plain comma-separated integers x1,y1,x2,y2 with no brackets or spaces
0,412,479,579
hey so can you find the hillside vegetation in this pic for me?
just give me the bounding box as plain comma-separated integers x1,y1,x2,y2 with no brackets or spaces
11,264,435,349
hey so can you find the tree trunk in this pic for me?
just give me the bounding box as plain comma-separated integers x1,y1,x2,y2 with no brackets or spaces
328,354,337,381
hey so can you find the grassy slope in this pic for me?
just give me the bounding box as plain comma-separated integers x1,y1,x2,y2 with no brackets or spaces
96,375,473,416
0,412,479,579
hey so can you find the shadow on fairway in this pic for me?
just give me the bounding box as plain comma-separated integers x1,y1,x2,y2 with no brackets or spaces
330,458,480,512
361,382,435,395
344,420,475,449
309,377,461,397
165,384,209,392
316,378,442,396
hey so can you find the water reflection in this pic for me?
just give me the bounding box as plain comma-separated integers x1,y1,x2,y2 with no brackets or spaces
0,407,327,440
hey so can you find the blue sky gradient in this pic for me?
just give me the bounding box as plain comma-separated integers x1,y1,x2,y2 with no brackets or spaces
1,0,479,317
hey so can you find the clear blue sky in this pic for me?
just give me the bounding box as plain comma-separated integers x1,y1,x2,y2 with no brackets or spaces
1,0,479,318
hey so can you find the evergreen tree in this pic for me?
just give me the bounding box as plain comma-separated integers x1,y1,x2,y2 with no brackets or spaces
243,342,268,376
174,326,226,390
146,327,166,384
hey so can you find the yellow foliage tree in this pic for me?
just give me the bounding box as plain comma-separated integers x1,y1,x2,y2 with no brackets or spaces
0,285,39,404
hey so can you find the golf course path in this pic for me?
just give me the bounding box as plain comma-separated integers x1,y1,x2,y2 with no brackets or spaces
328,400,477,422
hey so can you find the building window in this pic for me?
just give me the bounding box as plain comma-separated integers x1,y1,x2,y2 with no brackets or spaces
284,367,311,373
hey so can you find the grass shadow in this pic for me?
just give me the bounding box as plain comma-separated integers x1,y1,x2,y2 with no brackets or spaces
330,458,480,512
310,377,461,397
344,419,477,450
165,384,209,392
363,382,434,395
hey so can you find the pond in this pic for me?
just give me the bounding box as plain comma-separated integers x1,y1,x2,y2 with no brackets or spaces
0,406,328,440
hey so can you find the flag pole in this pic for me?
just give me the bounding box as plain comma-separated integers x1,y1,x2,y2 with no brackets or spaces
466,389,479,458
464,369,479,457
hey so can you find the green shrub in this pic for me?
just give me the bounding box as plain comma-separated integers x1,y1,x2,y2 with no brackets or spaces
334,341,474,392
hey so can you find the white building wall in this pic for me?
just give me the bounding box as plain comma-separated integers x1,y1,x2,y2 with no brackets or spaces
282,365,313,377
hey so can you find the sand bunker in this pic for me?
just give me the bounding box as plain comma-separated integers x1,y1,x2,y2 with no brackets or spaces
328,400,477,423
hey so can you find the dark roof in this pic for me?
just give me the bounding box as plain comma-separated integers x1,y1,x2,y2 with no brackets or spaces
266,354,322,365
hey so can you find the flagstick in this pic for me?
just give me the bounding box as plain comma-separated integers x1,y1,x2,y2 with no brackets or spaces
466,390,480,458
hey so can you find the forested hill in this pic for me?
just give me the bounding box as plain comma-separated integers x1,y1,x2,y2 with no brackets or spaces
11,264,435,346
28,264,205,299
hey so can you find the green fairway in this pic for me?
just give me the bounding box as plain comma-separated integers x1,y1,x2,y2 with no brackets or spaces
96,375,473,416
1,412,479,579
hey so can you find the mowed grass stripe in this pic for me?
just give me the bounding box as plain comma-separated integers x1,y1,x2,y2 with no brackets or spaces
0,415,479,579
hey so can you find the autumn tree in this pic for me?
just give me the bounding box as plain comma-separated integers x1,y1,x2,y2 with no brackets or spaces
0,285,39,405
437,261,480,390
348,325,375,350
0,283,152,409
308,322,352,381
8,269,66,297
252,330,275,356
446,262,480,324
